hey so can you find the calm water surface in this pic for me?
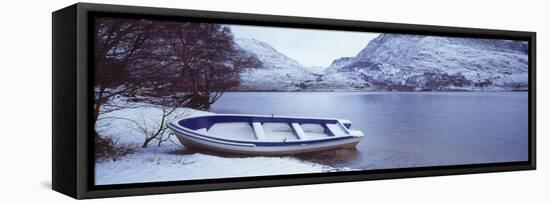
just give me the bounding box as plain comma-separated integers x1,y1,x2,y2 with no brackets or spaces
210,92,528,170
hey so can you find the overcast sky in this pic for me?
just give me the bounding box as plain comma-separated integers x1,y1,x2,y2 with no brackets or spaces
229,25,379,67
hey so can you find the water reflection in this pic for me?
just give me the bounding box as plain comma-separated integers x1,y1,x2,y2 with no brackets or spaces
202,92,529,170
292,148,361,166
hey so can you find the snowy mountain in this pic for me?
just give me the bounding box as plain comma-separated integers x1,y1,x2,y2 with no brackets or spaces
234,34,528,91
234,38,315,91
326,57,354,74
325,34,529,91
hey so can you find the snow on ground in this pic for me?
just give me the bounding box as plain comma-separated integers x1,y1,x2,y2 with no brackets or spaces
95,151,332,185
95,100,340,185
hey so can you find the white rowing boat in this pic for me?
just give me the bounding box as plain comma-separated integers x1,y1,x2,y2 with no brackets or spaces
167,114,365,155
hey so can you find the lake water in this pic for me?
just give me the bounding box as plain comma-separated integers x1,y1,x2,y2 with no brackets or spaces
210,92,528,170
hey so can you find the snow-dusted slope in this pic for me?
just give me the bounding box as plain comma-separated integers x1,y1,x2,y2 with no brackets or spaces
235,38,315,91
326,34,529,91
326,57,354,74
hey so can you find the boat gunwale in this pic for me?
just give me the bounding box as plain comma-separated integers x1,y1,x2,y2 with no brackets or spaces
180,113,346,122
168,122,359,147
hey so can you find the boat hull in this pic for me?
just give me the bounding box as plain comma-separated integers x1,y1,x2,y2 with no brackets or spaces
173,131,362,155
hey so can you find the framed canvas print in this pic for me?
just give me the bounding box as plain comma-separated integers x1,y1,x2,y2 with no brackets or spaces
52,3,536,199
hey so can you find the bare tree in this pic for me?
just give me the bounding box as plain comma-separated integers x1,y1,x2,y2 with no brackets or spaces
93,18,180,135
135,105,183,148
103,97,191,148
170,23,261,110
93,19,261,154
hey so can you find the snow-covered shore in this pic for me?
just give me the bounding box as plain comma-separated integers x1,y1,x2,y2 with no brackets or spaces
95,150,333,185
95,102,339,185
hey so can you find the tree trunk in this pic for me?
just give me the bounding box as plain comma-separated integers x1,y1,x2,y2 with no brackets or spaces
142,137,153,148
93,87,106,139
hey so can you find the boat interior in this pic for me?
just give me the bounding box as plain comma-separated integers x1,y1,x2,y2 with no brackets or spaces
177,115,351,141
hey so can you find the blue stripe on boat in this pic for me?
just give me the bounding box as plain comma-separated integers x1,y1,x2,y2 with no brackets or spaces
177,115,339,130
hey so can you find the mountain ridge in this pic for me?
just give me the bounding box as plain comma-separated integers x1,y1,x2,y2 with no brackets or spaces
234,34,529,91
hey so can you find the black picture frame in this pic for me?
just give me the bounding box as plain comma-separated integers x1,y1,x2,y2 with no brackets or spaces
52,2,536,199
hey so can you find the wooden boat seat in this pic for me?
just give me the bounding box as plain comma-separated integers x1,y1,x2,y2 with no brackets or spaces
262,123,298,140
291,123,308,140
252,122,267,140
326,123,348,136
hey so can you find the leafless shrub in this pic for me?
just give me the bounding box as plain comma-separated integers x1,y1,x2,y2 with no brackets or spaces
95,134,137,161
